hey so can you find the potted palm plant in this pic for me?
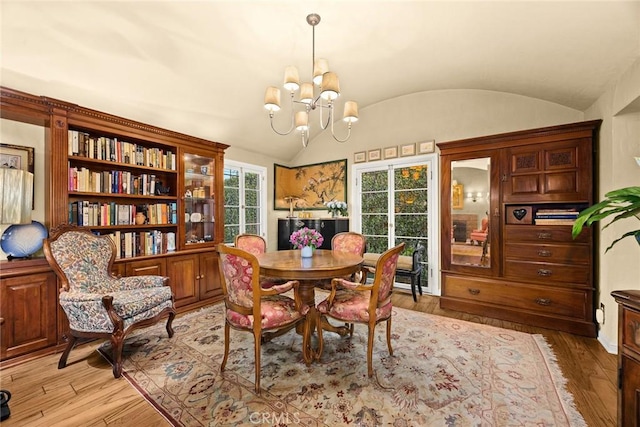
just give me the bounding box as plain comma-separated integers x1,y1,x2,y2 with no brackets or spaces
572,186,640,252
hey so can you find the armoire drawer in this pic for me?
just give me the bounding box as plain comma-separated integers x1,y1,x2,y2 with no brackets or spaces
504,260,589,284
505,225,590,243
443,275,588,319
504,243,589,264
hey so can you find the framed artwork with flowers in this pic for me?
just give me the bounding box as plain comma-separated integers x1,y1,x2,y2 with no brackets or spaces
274,159,347,211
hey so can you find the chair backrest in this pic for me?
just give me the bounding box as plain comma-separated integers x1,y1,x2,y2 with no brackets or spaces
372,243,405,303
481,217,489,232
217,244,260,310
331,232,366,256
43,224,119,294
234,234,267,256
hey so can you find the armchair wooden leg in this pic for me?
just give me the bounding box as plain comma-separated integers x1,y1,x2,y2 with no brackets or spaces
111,334,125,378
166,311,176,338
253,333,261,394
220,322,230,372
386,318,393,356
58,333,77,370
315,315,325,361
367,324,375,377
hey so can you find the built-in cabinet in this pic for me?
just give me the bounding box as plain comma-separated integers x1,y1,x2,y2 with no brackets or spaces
438,120,601,337
277,218,349,250
612,290,640,427
0,86,228,365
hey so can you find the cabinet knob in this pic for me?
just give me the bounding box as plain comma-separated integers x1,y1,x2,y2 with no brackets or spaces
537,250,552,257
537,269,552,277
535,298,552,306
196,275,201,280
537,232,552,240
468,288,480,295
0,317,4,325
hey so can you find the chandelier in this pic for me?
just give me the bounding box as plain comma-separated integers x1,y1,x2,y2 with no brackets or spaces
264,13,358,147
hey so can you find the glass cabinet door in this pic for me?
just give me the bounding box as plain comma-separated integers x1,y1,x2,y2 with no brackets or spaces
183,153,216,246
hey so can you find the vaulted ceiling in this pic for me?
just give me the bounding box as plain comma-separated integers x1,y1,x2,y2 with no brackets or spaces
2,1,638,161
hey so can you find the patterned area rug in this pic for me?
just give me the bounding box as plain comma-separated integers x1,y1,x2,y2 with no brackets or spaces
99,301,586,426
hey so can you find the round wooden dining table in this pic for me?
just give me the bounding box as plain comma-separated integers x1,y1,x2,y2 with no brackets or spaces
256,249,363,362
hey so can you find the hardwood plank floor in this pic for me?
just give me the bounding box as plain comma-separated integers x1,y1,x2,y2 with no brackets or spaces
0,292,617,426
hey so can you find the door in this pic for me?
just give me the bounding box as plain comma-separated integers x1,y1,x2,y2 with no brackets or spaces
166,254,199,307
198,251,223,300
353,155,438,294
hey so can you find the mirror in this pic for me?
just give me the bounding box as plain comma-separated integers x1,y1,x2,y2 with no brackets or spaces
451,158,490,268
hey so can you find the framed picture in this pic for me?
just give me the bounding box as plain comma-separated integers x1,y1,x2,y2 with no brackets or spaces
368,149,381,161
383,146,398,159
400,143,416,157
452,184,464,210
418,140,435,154
0,143,35,208
274,159,347,210
354,151,366,163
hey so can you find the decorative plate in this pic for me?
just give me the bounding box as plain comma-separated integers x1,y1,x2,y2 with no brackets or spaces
1,221,48,258
190,212,202,223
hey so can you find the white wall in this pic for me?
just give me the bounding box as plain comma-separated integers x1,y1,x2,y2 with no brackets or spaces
584,57,640,352
0,119,46,260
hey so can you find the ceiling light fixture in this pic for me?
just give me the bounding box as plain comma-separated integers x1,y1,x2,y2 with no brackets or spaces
264,13,358,147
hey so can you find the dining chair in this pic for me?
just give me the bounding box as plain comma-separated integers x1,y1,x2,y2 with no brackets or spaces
316,243,405,377
43,224,176,378
235,233,285,288
217,244,310,393
320,232,367,288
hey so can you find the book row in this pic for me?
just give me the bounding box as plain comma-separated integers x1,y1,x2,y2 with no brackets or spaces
534,208,578,225
69,166,169,196
69,201,178,226
68,130,176,170
99,230,176,258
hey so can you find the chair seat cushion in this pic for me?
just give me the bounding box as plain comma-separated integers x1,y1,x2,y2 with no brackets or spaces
60,286,173,333
226,294,303,329
363,253,413,271
317,290,392,322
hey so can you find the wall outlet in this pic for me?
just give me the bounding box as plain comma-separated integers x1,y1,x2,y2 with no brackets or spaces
596,303,605,325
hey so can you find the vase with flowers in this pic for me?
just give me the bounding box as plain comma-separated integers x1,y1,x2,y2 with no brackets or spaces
290,227,324,257
325,200,348,218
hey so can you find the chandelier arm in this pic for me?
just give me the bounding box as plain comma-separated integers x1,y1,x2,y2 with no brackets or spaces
268,92,296,136
302,130,310,147
330,119,353,143
318,100,332,130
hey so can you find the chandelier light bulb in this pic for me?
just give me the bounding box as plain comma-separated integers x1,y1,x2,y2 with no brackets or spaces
300,83,314,104
313,59,329,86
264,86,281,111
320,71,340,100
283,66,300,91
295,111,309,131
343,101,359,122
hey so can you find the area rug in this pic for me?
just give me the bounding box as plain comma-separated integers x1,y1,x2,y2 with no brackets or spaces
99,301,586,426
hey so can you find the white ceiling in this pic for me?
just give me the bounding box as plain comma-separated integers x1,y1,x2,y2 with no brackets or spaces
1,1,639,162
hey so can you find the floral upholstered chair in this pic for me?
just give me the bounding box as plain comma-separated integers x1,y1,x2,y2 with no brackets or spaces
234,233,267,255
43,224,175,378
234,233,285,288
315,232,367,292
316,243,405,377
217,244,310,393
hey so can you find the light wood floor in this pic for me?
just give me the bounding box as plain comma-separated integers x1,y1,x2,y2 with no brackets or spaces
0,291,617,427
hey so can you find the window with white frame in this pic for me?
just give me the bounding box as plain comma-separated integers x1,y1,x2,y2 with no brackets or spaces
223,160,267,244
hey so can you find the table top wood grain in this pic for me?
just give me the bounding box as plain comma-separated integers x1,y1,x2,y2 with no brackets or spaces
256,249,363,281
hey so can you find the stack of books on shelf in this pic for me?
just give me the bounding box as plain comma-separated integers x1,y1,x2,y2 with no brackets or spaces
534,209,579,225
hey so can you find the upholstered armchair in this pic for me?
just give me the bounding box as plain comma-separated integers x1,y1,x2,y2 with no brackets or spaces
470,217,489,245
43,224,176,378
234,233,285,288
316,243,405,377
217,244,310,393
326,231,367,286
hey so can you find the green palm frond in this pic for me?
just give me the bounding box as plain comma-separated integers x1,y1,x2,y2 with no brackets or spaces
572,186,640,252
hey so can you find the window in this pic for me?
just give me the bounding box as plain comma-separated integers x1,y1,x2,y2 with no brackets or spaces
223,160,267,244
352,155,439,294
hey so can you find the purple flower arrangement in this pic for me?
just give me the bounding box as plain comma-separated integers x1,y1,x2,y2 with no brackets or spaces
289,227,324,249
